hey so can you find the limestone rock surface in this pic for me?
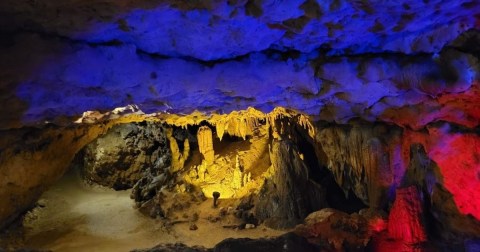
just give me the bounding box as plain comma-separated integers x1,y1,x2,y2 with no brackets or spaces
82,122,171,189
316,124,403,208
255,139,326,229
131,243,208,252
0,115,150,229
1,0,477,59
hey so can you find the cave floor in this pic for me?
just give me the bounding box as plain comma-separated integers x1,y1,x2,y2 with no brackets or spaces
1,170,285,251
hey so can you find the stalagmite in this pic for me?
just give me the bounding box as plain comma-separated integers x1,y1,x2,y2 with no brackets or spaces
167,128,190,172
197,126,215,165
232,155,243,189
182,138,190,162
388,186,427,244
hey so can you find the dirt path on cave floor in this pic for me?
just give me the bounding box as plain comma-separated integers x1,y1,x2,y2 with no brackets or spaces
0,170,285,252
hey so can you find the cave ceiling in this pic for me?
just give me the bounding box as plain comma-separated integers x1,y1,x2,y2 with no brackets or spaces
0,0,479,129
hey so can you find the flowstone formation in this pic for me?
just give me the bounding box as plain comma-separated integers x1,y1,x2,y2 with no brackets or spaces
255,139,326,229
317,124,403,209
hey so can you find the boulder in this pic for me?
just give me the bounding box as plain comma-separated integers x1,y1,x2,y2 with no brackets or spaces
82,122,171,189
295,208,371,251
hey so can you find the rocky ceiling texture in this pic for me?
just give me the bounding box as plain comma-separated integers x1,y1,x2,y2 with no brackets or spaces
0,0,479,129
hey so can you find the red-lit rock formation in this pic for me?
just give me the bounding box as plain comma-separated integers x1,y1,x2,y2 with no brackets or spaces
387,186,427,244
427,133,480,221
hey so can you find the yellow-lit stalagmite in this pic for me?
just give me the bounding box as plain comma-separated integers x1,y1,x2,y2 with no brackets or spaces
167,128,190,172
197,126,215,165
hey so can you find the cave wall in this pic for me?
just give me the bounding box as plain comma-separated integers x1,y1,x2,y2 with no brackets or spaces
255,139,326,228
316,124,403,209
0,115,159,229
0,125,102,229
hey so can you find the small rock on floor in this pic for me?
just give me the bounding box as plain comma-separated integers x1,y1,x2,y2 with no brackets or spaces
245,224,255,229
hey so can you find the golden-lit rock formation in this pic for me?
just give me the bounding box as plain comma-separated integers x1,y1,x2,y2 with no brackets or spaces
232,155,243,189
183,122,270,199
267,107,316,140
212,107,265,140
197,126,215,165
167,128,190,172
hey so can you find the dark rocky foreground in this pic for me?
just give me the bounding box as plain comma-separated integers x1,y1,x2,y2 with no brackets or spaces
131,232,318,252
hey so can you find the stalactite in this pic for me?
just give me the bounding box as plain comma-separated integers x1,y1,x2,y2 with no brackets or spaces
216,118,226,141
212,107,265,140
266,107,315,140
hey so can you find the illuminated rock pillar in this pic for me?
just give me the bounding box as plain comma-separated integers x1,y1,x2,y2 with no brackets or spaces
388,186,427,244
232,155,243,189
197,126,215,165
167,128,190,172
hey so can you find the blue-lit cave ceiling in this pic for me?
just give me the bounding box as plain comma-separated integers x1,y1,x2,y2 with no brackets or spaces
0,0,479,129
